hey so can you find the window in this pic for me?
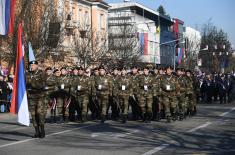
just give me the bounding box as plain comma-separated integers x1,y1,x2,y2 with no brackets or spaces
84,11,89,26
99,14,104,30
58,0,63,17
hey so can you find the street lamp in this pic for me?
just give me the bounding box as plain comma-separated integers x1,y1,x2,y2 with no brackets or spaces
173,41,185,71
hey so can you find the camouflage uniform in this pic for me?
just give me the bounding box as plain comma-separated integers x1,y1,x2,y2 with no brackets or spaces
55,74,71,122
115,75,133,123
137,74,154,121
26,69,46,138
129,73,140,120
177,75,187,120
90,74,100,120
161,74,180,122
92,75,112,122
45,74,57,122
111,74,120,120
185,76,194,115
152,74,162,121
71,74,91,122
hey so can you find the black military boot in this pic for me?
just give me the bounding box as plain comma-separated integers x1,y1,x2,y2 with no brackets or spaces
81,114,87,123
65,116,69,123
122,114,127,124
101,114,106,123
39,125,45,138
33,126,40,138
145,113,152,123
172,113,177,121
156,112,161,121
179,113,184,121
166,116,171,123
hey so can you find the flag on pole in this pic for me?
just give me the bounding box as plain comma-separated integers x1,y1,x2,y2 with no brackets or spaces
0,0,16,35
10,23,30,126
156,14,161,34
28,42,35,62
177,48,184,65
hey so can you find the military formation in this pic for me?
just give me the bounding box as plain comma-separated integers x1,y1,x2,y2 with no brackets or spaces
26,60,235,138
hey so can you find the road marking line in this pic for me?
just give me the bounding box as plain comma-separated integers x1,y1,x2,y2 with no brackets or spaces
142,106,235,155
187,121,212,133
115,129,139,138
142,144,170,155
0,123,97,149
219,107,235,117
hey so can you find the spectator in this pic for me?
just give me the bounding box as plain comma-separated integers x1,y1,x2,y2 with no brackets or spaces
0,74,9,113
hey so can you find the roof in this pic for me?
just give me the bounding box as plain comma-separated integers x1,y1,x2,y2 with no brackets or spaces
88,0,109,6
109,2,173,23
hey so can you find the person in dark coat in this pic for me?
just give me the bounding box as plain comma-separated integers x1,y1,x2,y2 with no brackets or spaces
217,74,229,104
202,74,214,104
0,74,9,112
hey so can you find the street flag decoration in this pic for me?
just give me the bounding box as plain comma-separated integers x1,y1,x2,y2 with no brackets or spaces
177,48,184,64
0,0,16,35
10,23,30,126
156,14,160,34
28,42,36,62
139,33,148,55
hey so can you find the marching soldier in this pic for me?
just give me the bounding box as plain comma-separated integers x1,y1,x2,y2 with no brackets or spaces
137,66,154,122
129,66,140,120
92,66,113,123
26,60,47,138
71,66,91,122
152,66,162,121
55,67,71,123
185,70,198,116
44,67,57,123
90,67,100,120
176,68,187,120
111,67,121,120
115,67,133,123
69,67,79,122
161,66,180,123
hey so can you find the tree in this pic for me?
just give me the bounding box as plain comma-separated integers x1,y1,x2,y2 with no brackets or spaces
199,19,232,72
73,27,109,68
157,5,166,15
0,0,69,68
108,21,141,68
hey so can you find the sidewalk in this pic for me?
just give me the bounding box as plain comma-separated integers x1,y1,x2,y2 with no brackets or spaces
0,112,17,121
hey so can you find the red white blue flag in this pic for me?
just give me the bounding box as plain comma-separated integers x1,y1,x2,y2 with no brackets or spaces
10,23,30,126
0,0,16,35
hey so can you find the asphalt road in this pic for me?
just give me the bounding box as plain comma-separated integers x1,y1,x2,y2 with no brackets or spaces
0,103,235,155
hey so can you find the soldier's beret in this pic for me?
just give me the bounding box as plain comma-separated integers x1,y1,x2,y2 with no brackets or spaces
186,69,192,73
45,67,52,71
78,66,84,70
99,65,106,70
113,66,119,70
165,65,173,70
143,66,149,70
121,67,127,70
93,67,99,71
72,67,79,71
176,68,181,71
53,69,59,73
131,65,138,69
29,60,38,65
60,67,67,71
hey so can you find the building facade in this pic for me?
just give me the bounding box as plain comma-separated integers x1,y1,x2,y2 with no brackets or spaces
108,2,174,65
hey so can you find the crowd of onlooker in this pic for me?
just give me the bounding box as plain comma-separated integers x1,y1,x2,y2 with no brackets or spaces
0,66,14,113
196,71,235,104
